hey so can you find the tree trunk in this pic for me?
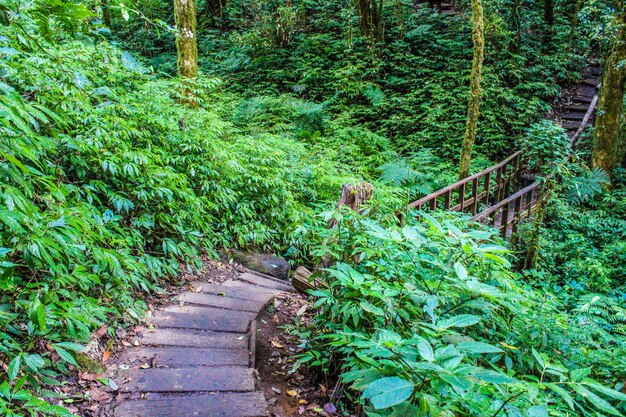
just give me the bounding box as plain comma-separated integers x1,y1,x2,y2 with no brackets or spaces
458,0,484,180
569,0,584,50
206,0,225,17
509,0,522,53
101,0,112,27
593,12,626,176
544,0,554,26
355,0,383,42
173,0,199,105
543,0,554,45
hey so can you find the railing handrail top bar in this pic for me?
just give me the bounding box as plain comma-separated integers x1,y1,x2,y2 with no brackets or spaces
408,150,522,208
469,181,540,221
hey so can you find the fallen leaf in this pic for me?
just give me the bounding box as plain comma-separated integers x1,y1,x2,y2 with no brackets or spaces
324,403,337,414
296,305,307,316
89,386,112,402
299,399,309,405
94,325,109,339
271,386,282,395
271,340,284,349
287,389,298,397
102,351,111,362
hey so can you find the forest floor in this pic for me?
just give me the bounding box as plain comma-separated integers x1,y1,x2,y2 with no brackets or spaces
256,292,352,417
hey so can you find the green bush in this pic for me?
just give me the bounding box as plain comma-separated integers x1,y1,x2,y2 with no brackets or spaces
298,211,626,416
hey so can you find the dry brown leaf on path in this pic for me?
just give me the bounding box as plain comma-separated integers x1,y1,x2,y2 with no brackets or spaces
89,386,112,402
102,351,111,362
271,340,284,349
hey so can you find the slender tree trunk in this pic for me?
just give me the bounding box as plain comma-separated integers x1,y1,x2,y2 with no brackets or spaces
544,0,554,26
458,0,484,179
509,0,522,53
355,0,383,42
543,0,554,45
593,12,626,176
569,0,584,49
101,0,112,27
173,0,199,105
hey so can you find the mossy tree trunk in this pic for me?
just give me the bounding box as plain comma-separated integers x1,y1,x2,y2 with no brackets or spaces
593,11,626,176
174,0,199,105
458,0,484,180
355,0,384,42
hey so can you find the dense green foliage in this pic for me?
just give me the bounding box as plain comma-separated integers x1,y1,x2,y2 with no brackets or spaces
298,211,626,415
1,0,626,416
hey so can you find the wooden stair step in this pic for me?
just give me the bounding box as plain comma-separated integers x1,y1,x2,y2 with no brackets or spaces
187,281,279,301
114,391,268,417
573,95,594,104
152,305,256,333
562,120,582,129
565,103,589,111
562,112,586,121
117,367,255,393
582,78,600,87
121,347,249,368
576,85,598,97
178,291,272,312
132,328,248,349
238,272,293,292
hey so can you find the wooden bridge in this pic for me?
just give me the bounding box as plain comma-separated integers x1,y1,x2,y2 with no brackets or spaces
410,66,601,238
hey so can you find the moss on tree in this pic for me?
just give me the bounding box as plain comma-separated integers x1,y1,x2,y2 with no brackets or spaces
458,0,484,179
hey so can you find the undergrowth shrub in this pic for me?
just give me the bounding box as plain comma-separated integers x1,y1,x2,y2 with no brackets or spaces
297,211,626,416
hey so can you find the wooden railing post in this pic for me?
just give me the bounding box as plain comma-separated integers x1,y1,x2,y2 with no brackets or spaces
496,166,503,202
444,190,451,210
458,182,466,211
483,171,491,206
512,195,522,234
471,177,479,215
500,201,510,237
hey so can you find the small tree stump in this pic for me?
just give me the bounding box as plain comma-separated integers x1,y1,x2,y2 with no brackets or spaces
327,182,374,228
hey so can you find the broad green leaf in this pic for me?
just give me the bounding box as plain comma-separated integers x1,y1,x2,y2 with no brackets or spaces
54,346,79,367
438,314,481,330
571,384,621,416
457,341,503,354
23,354,44,372
7,355,21,382
362,377,414,410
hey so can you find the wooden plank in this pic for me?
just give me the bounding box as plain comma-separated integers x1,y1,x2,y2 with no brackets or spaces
153,305,256,333
121,347,249,368
238,273,293,292
178,292,272,312
471,177,479,215
565,103,590,111
570,94,599,147
562,112,586,121
132,328,248,349
115,391,268,417
187,281,279,301
117,367,255,393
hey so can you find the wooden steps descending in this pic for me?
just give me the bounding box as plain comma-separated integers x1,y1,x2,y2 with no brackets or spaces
112,271,294,417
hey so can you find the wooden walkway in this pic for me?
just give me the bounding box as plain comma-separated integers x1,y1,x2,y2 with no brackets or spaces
111,271,293,417
410,64,601,237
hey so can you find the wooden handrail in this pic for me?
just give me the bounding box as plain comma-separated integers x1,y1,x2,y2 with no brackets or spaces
409,150,523,214
470,181,540,222
470,181,541,238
